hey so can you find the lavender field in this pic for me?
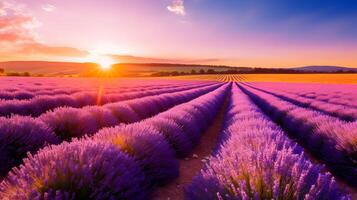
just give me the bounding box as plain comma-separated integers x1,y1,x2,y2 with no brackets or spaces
0,76,356,200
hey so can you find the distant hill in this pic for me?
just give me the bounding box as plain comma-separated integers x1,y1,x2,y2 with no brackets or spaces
0,61,356,77
293,66,357,73
0,61,98,76
112,63,250,74
0,61,249,76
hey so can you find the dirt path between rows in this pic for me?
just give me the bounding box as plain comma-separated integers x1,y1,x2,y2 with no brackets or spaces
152,95,230,200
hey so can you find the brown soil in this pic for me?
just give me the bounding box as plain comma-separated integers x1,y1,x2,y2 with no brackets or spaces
152,96,229,200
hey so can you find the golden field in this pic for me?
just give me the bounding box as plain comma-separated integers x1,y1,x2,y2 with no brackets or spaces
168,74,357,84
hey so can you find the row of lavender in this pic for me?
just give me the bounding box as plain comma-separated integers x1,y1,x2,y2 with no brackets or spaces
0,83,222,178
243,83,357,121
0,84,155,101
239,84,357,186
0,84,229,199
0,80,199,101
0,82,214,117
187,84,350,199
0,77,197,93
248,82,357,109
0,88,82,100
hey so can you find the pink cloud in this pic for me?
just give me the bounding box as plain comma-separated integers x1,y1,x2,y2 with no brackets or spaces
0,32,33,42
0,1,87,59
167,0,185,16
0,1,38,43
18,43,88,57
42,4,56,12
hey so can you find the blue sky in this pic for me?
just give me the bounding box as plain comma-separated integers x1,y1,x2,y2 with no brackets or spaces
188,0,357,42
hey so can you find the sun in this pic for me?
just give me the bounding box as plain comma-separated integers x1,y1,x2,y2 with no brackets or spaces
97,56,114,70
85,52,116,70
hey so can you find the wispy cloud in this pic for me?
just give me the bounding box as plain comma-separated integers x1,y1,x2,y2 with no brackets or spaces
108,54,222,64
0,1,87,59
0,1,39,43
167,0,185,16
42,4,56,12
18,43,88,57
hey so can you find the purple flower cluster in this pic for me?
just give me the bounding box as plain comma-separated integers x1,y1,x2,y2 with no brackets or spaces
186,84,350,199
0,140,148,200
0,83,229,199
93,125,178,185
239,84,357,185
0,116,60,177
0,91,34,100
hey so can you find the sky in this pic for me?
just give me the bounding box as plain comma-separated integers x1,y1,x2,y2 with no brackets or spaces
1,0,357,68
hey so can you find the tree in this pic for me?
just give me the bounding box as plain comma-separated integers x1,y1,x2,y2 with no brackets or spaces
191,70,197,74
0,68,4,74
6,72,20,76
199,69,205,74
171,71,179,76
207,69,215,74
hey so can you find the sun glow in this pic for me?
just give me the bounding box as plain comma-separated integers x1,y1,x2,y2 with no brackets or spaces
85,52,116,70
97,56,114,70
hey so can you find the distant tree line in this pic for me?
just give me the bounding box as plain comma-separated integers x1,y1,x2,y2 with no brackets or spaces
151,69,219,76
0,68,46,77
0,70,40,77
5,72,32,77
151,68,357,77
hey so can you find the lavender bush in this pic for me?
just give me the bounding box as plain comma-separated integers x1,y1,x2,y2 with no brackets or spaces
40,107,99,141
104,103,141,123
144,117,194,157
0,140,148,200
93,124,178,185
0,116,60,177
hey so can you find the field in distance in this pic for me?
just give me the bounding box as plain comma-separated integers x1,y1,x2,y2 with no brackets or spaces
169,73,357,84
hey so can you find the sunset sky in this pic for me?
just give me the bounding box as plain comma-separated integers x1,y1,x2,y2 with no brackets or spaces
1,0,357,68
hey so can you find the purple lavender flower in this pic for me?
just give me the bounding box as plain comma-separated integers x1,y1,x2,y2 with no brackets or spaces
93,124,178,185
0,116,60,177
104,103,141,123
144,117,194,157
40,107,99,140
0,140,148,200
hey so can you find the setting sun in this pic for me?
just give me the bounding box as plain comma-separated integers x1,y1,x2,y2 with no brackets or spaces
97,57,114,70
85,52,115,70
